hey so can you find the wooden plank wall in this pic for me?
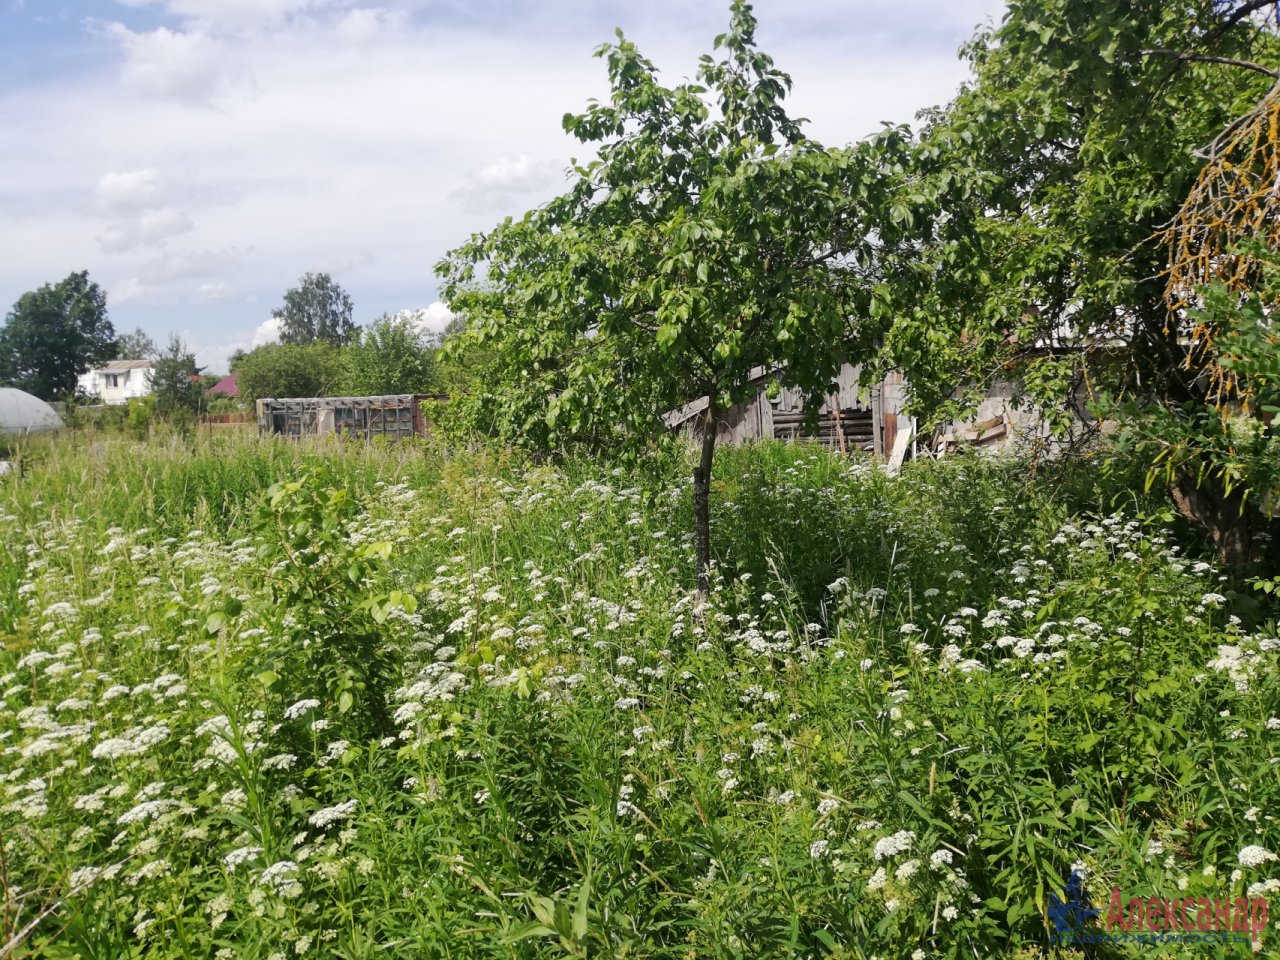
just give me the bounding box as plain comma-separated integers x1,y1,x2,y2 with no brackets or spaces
697,364,885,452
256,394,447,440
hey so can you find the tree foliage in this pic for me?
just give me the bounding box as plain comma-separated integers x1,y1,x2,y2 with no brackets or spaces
115,326,158,361
273,272,358,347
437,1,907,590
341,315,437,396
149,334,203,419
232,342,344,404
870,0,1280,565
0,271,116,400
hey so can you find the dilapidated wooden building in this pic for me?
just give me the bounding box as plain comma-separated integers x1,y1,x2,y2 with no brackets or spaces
664,365,913,457
664,363,1086,462
256,394,446,440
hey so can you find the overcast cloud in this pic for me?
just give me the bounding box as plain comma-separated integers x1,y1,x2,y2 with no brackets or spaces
0,0,1007,370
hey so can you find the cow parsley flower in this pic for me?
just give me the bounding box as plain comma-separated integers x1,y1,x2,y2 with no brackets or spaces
308,799,358,829
873,830,915,860
223,845,263,871
117,799,177,826
1239,845,1277,867
284,699,320,720
258,861,302,898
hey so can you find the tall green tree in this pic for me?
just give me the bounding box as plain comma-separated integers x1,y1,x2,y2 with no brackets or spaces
438,1,905,592
870,0,1280,565
149,335,203,418
0,271,116,400
115,326,158,360
273,272,358,347
232,342,344,404
341,315,437,396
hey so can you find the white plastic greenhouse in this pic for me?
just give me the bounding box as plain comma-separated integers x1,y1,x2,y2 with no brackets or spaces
0,388,64,436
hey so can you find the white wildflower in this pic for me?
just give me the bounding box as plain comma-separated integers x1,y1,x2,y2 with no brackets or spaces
284,699,320,720
308,799,358,829
873,830,915,860
1239,845,1277,868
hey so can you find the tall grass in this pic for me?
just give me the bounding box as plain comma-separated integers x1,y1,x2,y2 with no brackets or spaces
1,434,1276,958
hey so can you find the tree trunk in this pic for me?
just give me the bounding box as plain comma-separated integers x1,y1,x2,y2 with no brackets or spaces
693,397,718,597
1170,472,1254,569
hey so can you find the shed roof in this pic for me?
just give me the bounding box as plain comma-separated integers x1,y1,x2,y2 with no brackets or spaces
259,394,444,405
91,360,155,372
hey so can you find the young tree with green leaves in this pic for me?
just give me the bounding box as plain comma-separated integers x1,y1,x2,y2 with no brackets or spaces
232,342,344,404
149,335,203,419
438,2,906,592
0,271,116,400
341,314,437,396
273,272,358,347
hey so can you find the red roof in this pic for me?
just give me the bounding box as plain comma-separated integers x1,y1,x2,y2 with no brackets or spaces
208,373,239,397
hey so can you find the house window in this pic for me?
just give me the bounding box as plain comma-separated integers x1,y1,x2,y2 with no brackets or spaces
105,374,119,388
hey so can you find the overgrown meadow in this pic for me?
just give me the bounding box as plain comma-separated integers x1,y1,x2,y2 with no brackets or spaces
2,436,1279,958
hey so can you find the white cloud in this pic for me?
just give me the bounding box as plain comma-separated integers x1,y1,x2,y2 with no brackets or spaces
475,154,559,191
103,22,250,105
192,280,232,304
95,168,168,215
252,316,282,346
95,169,194,254
116,0,342,29
133,248,242,288
418,301,455,329
110,277,151,304
105,248,244,305
334,7,403,44
98,207,194,253
453,153,568,212
392,301,456,338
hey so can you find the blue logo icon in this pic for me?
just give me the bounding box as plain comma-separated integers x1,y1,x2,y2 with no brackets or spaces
1048,869,1101,936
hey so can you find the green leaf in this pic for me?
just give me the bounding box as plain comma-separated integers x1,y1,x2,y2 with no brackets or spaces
572,870,591,941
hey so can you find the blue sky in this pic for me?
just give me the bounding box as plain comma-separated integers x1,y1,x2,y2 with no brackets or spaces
0,0,1007,370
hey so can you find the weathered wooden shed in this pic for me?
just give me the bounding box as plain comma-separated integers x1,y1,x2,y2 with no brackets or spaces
663,363,1094,461
256,394,446,440
664,364,911,457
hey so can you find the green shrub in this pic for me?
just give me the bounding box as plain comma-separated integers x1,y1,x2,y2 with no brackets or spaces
125,395,156,439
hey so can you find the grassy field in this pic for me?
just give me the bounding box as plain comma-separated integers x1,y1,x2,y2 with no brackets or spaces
1,434,1278,958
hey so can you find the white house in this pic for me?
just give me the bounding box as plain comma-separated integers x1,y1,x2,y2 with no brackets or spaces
77,360,155,405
